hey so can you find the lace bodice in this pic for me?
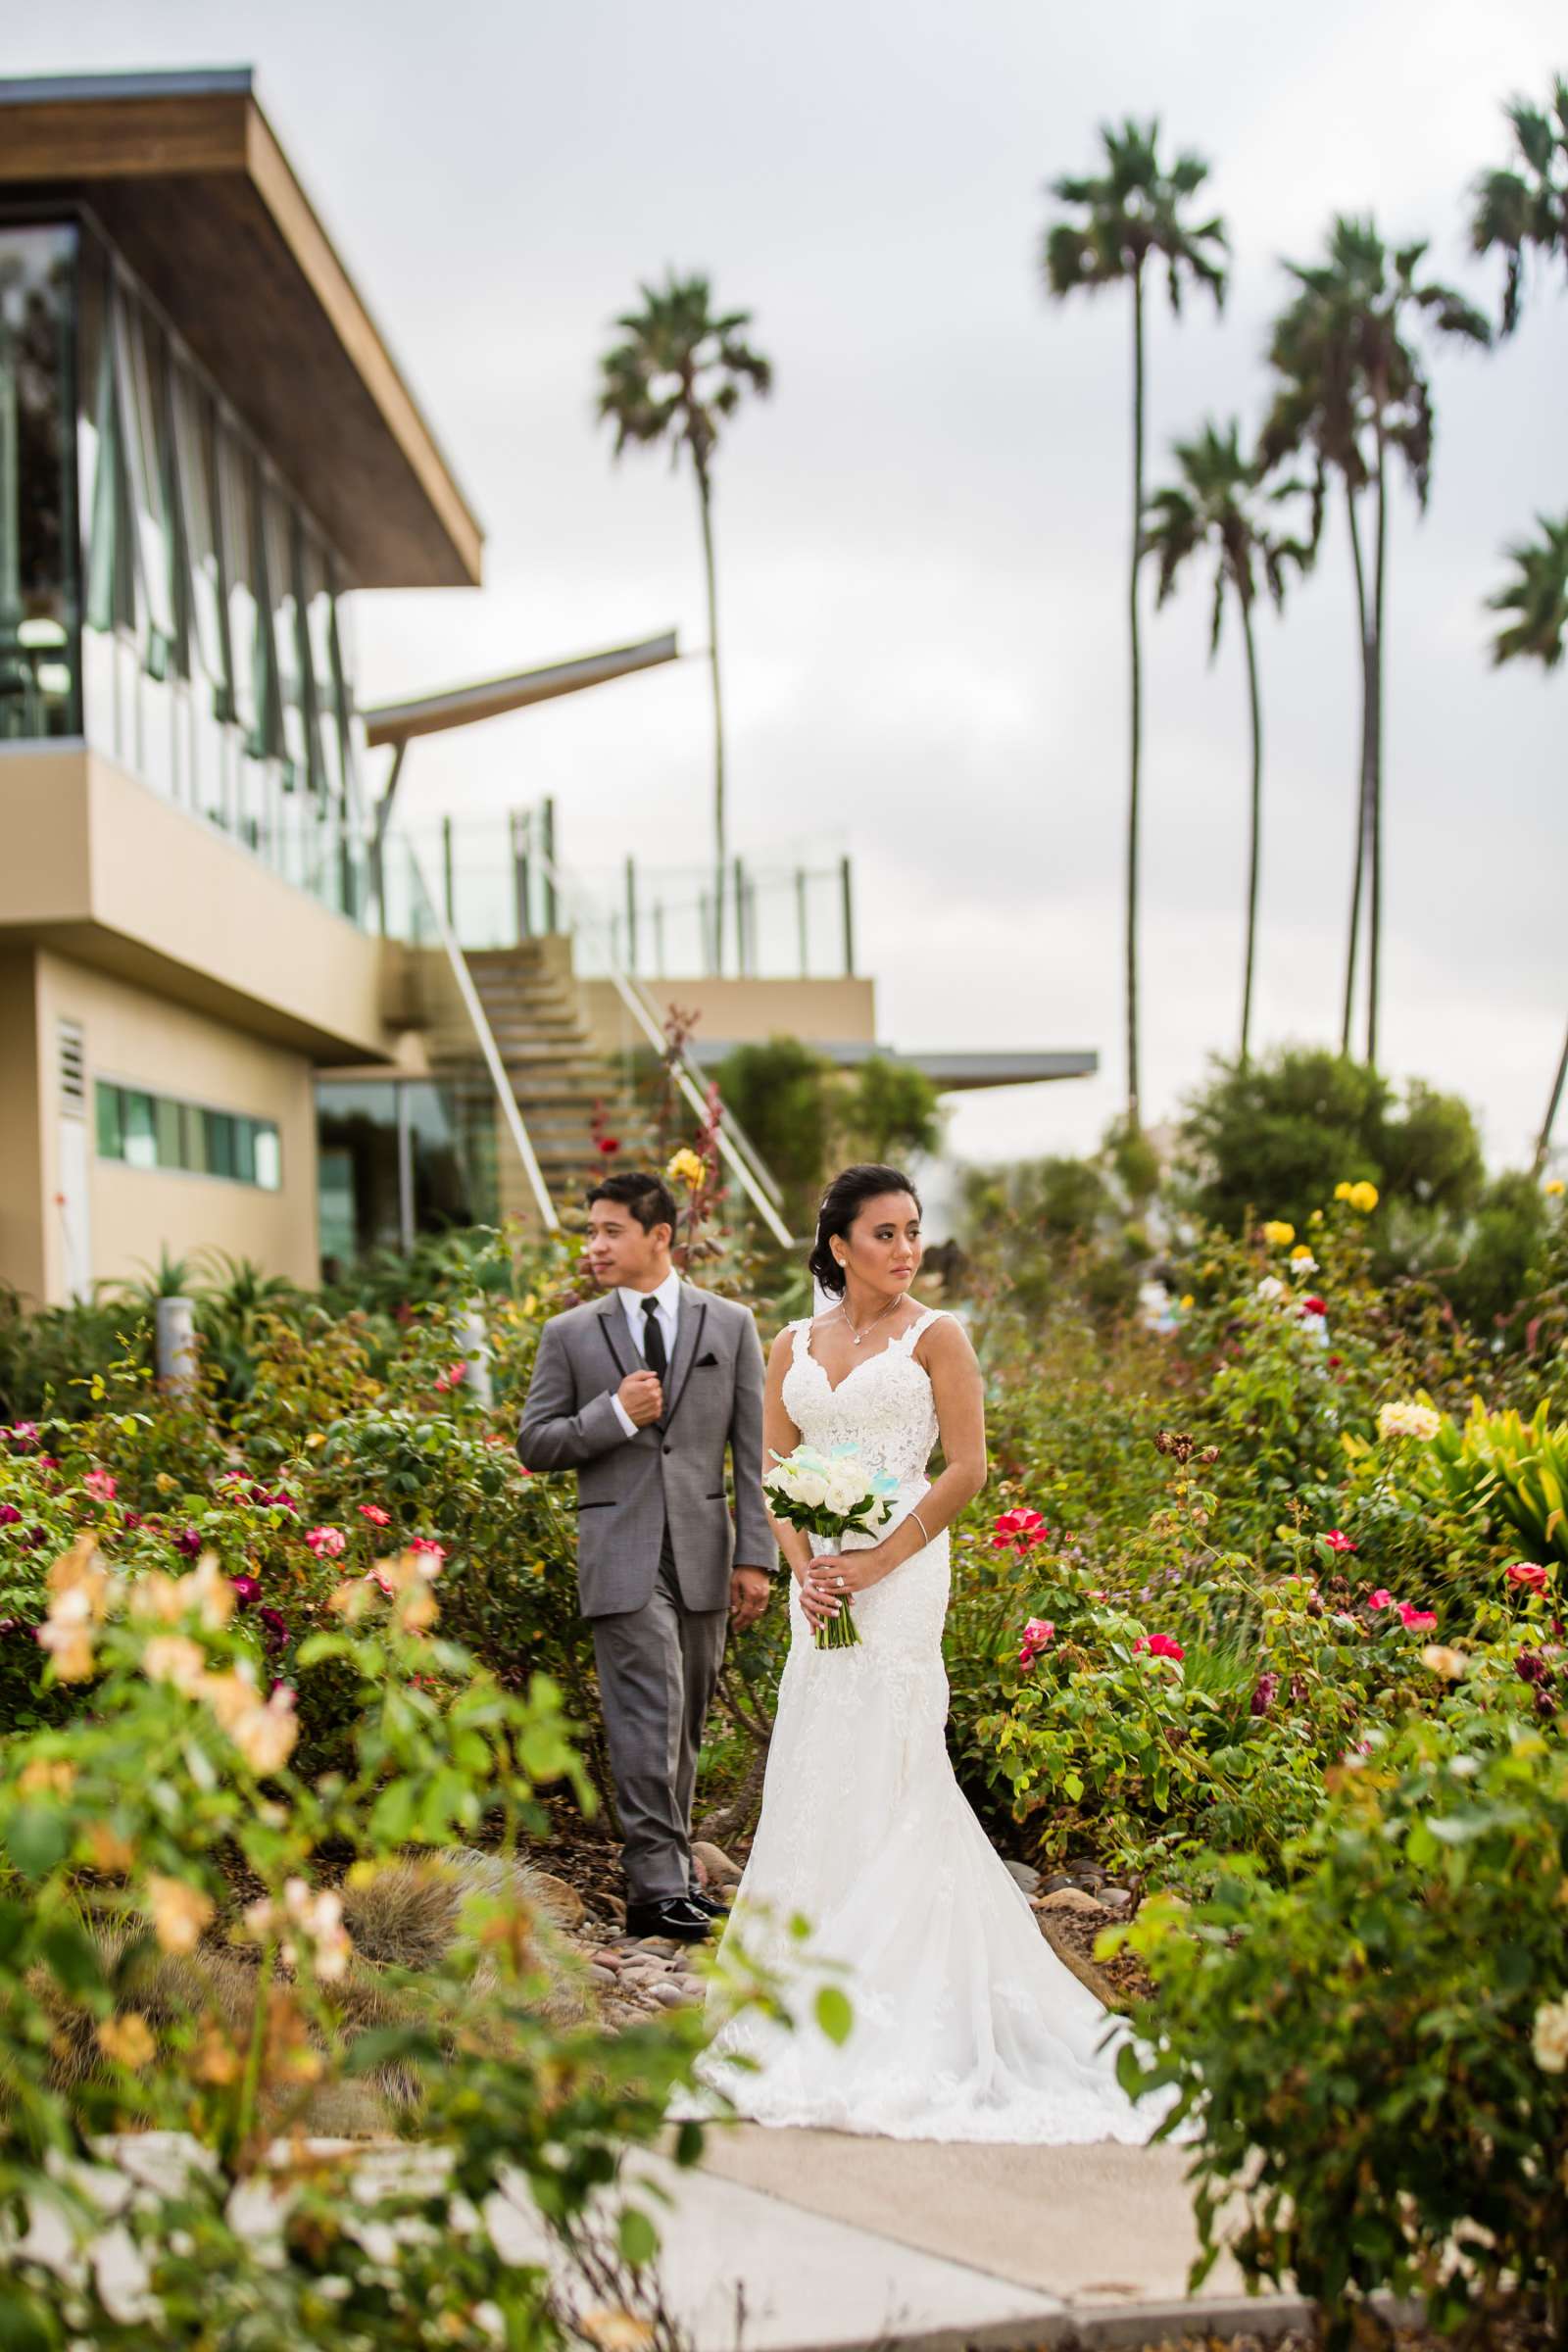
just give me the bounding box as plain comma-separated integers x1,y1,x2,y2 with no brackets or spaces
782,1306,944,1497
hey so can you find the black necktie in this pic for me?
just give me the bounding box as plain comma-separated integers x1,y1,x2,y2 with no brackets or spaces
640,1296,668,1383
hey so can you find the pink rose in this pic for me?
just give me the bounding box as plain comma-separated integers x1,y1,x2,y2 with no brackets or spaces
993,1507,1048,1550
410,1538,446,1566
1325,1530,1357,1554
83,1470,117,1502
359,1504,391,1527
1396,1601,1437,1633
305,1527,347,1559
1017,1617,1055,1669
1368,1589,1394,1611
1507,1562,1549,1594
1136,1632,1185,1662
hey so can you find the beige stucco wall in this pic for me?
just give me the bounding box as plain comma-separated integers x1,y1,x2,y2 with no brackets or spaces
0,745,397,1061
31,952,320,1301
580,975,879,1063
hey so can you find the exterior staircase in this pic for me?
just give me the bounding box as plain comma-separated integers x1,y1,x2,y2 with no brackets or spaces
466,939,658,1221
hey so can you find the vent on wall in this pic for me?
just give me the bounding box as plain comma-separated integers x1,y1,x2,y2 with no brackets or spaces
58,1020,86,1117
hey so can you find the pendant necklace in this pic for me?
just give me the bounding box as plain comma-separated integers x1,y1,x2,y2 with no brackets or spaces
840,1294,903,1348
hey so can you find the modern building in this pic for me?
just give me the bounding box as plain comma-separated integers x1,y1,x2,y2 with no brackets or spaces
0,68,1094,1308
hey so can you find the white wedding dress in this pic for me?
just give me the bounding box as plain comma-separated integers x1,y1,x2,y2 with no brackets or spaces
683,1308,1169,2144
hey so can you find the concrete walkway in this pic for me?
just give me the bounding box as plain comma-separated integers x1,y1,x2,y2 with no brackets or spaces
504,2123,1313,2352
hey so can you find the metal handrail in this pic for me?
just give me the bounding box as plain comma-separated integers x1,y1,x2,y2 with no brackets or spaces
530,842,795,1250
400,832,561,1233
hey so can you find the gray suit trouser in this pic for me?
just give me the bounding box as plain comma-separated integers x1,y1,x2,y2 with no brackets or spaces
591,1526,729,1903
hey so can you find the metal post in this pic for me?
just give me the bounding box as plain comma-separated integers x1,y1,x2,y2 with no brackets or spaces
455,1300,494,1408
746,872,759,978
699,892,713,974
796,867,808,977
625,855,638,972
541,796,558,932
733,855,746,976
396,1082,416,1251
840,853,855,977
654,899,665,973
441,813,456,932
155,1297,198,1396
511,809,531,941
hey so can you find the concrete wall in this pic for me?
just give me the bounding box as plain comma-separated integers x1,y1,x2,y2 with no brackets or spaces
0,745,395,1062
31,951,320,1301
580,975,879,1064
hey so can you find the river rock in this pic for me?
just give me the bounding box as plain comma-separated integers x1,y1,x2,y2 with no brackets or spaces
1003,1858,1040,1897
691,1840,743,1889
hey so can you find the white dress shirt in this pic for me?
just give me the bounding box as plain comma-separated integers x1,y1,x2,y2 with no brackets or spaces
609,1270,681,1438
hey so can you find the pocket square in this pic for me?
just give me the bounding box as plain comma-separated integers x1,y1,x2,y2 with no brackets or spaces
695,1351,719,1368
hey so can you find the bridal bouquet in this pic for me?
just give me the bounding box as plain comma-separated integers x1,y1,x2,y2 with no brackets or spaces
763,1443,900,1649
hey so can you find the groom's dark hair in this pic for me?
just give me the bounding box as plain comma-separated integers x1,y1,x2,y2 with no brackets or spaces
587,1170,678,1240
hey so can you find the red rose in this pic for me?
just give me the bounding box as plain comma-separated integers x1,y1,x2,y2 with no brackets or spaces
1300,1296,1328,1316
992,1507,1048,1550
1324,1530,1357,1554
1136,1632,1185,1662
1507,1562,1550,1593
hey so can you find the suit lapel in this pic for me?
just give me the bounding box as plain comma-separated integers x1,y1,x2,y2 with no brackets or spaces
660,1285,709,1435
596,1291,631,1380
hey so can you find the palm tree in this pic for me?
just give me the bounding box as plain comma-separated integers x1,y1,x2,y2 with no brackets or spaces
597,273,772,971
1470,76,1568,334
1145,421,1310,1063
1489,514,1568,1174
1042,122,1227,1128
1262,220,1489,1067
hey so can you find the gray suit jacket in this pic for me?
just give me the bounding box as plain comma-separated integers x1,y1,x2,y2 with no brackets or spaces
515,1283,777,1619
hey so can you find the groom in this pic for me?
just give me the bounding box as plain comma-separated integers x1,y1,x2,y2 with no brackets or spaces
516,1171,775,1941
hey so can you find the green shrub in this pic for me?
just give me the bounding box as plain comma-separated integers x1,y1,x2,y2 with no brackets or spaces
1116,1671,1568,2344
1178,1048,1484,1237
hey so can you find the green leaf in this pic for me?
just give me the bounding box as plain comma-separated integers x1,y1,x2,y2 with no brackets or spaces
616,2206,660,2266
813,1984,853,2046
1062,1768,1085,1801
5,1804,71,1880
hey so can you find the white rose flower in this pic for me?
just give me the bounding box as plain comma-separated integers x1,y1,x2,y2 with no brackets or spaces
790,1467,830,1509
1255,1277,1285,1303
823,1467,866,1517
1533,1995,1568,2075
1378,1400,1442,1444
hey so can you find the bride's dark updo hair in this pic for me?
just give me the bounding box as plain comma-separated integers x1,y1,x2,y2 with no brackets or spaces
808,1164,922,1298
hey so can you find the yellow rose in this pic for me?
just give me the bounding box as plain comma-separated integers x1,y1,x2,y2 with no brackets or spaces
1348,1181,1379,1214
1179,1295,1195,1311
1290,1244,1314,1262
1261,1220,1296,1248
97,2012,157,2070
1334,1182,1354,1203
666,1148,707,1190
1546,1179,1565,1199
147,1874,216,1955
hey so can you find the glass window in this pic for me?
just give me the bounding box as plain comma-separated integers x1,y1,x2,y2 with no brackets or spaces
95,1082,123,1160
154,1095,182,1169
254,1124,282,1192
0,221,78,743
122,1090,156,1171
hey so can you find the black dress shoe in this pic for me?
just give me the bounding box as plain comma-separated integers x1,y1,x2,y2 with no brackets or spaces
623,1893,712,1943
685,1886,729,1919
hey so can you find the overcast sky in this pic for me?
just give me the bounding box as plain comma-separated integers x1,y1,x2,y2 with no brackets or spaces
23,1,1568,1172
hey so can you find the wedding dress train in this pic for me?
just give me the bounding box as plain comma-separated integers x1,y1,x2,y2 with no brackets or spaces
684,1309,1169,2144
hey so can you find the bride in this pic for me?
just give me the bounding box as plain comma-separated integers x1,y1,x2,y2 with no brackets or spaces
686,1162,1167,2144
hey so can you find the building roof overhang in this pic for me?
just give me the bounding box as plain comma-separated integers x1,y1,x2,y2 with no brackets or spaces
688,1042,1100,1094
0,69,483,590
363,633,682,748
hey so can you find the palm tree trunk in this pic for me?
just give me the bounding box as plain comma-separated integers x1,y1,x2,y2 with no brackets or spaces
1239,586,1263,1064
1341,480,1372,1056
1364,430,1389,1069
1125,263,1147,1129
1533,1020,1568,1178
695,457,727,973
